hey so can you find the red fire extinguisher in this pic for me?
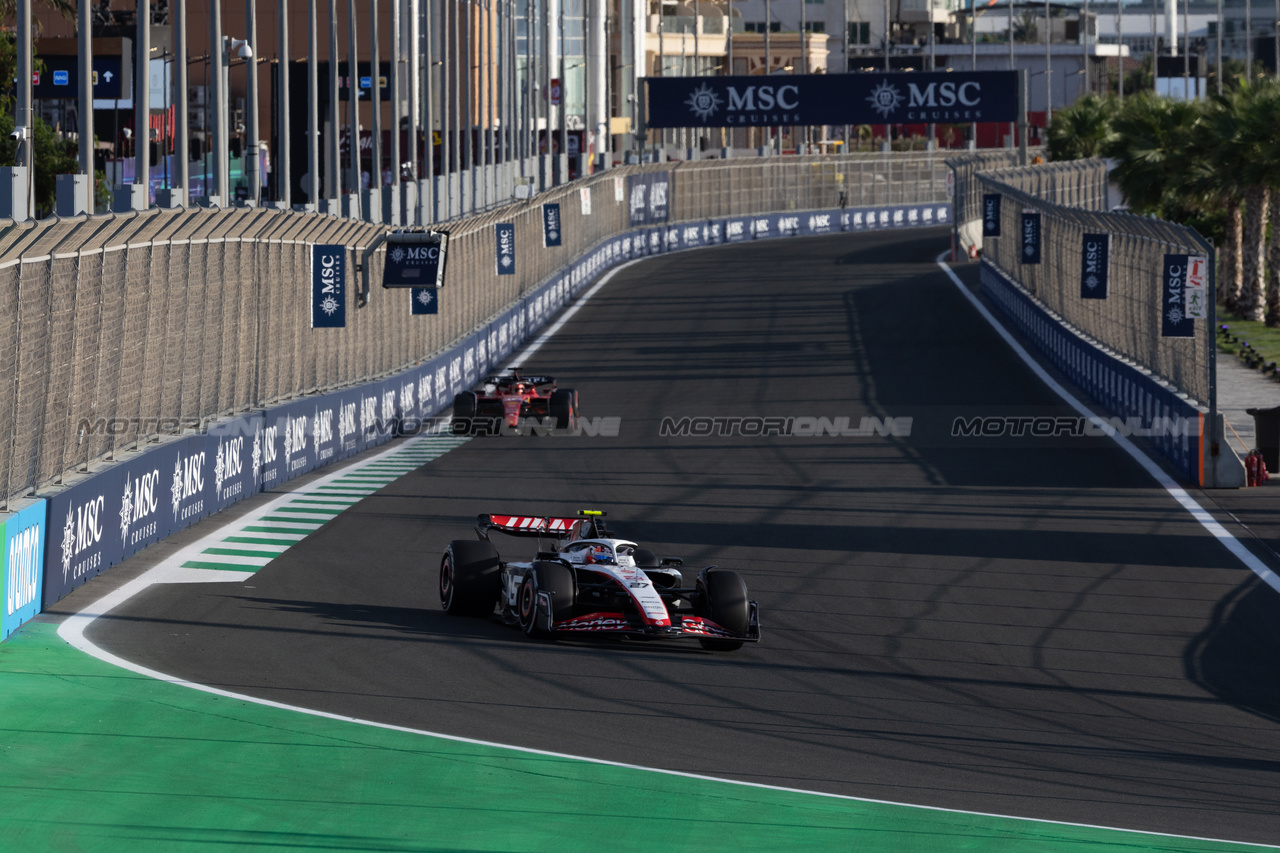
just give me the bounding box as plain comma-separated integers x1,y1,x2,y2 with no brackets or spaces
1247,451,1259,487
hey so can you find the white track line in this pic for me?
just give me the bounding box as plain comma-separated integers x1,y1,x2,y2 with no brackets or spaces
937,254,1280,595
52,251,1278,851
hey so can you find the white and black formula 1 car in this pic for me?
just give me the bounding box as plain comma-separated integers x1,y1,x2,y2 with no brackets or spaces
439,511,760,651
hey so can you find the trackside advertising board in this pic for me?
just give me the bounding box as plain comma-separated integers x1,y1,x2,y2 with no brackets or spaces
3,500,46,639
646,71,1019,128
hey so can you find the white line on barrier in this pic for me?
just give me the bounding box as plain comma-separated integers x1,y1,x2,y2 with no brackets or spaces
49,244,1279,852
936,253,1280,595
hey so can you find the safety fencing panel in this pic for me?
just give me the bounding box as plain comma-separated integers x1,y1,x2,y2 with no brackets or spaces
977,173,1213,410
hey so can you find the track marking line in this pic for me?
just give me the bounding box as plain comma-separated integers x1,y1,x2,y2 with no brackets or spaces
51,252,1279,850
937,254,1280,596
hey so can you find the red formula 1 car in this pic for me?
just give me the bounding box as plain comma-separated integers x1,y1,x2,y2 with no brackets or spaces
452,368,579,433
439,511,761,651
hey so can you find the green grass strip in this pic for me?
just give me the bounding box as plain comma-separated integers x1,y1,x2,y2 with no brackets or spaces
0,622,1270,853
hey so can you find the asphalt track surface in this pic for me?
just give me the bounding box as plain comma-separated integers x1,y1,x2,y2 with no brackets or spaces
89,229,1280,846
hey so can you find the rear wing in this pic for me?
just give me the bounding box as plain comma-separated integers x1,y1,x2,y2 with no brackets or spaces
476,514,582,541
482,369,555,387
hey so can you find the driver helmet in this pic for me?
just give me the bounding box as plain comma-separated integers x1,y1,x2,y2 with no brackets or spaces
584,544,613,565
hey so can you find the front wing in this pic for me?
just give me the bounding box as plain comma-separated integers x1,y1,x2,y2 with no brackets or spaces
534,599,762,643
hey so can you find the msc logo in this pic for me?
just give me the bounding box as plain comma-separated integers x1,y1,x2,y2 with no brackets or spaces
685,82,723,121
708,84,801,125
390,245,440,264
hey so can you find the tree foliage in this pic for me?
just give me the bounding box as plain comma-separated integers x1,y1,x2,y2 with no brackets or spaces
1048,79,1280,324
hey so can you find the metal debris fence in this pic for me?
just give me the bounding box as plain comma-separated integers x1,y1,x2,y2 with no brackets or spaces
976,171,1214,409
0,151,950,503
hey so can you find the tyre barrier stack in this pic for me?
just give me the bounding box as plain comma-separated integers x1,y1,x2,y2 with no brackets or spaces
0,200,951,641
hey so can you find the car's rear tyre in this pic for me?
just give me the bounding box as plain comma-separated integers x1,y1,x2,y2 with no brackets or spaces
440,540,501,617
549,389,578,430
518,561,577,637
632,548,660,568
697,568,749,651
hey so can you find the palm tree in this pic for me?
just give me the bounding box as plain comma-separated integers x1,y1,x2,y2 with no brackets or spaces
1046,95,1117,161
1231,83,1277,322
1192,88,1251,312
1102,93,1202,216
1239,81,1280,326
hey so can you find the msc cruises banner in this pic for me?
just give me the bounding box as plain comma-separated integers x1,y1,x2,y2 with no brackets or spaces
311,244,347,328
1161,253,1195,338
1081,233,1110,299
646,71,1019,128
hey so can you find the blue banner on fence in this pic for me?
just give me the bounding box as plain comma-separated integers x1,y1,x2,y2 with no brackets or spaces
411,287,439,314
1162,253,1195,338
645,71,1020,128
982,194,1002,237
3,500,46,639
495,223,515,275
1020,210,1041,265
1081,233,1109,299
626,173,671,226
311,244,347,328
542,203,562,247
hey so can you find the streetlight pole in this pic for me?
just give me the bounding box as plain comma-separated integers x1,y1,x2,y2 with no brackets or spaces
328,0,341,201
391,0,402,219
278,0,291,206
246,0,260,204
308,0,319,206
79,0,95,212
371,0,384,214
347,0,361,203
136,0,151,204
175,0,189,205
211,0,226,203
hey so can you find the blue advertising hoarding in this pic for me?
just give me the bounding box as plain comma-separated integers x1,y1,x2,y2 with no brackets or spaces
1162,253,1195,338
1020,211,1042,265
3,500,46,639
411,287,439,314
1081,233,1110,299
164,435,214,536
982,194,1002,237
42,468,125,607
646,71,1020,128
207,414,265,515
542,203,563,247
116,448,169,559
311,244,347,328
495,223,516,275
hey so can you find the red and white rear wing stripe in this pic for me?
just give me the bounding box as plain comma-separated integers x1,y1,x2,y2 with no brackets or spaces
477,514,580,537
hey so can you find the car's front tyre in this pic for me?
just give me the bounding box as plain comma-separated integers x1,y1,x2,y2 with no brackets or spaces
519,561,577,637
697,568,749,651
440,540,501,617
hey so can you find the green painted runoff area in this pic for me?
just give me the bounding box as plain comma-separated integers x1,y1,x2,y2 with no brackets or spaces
0,622,1271,852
